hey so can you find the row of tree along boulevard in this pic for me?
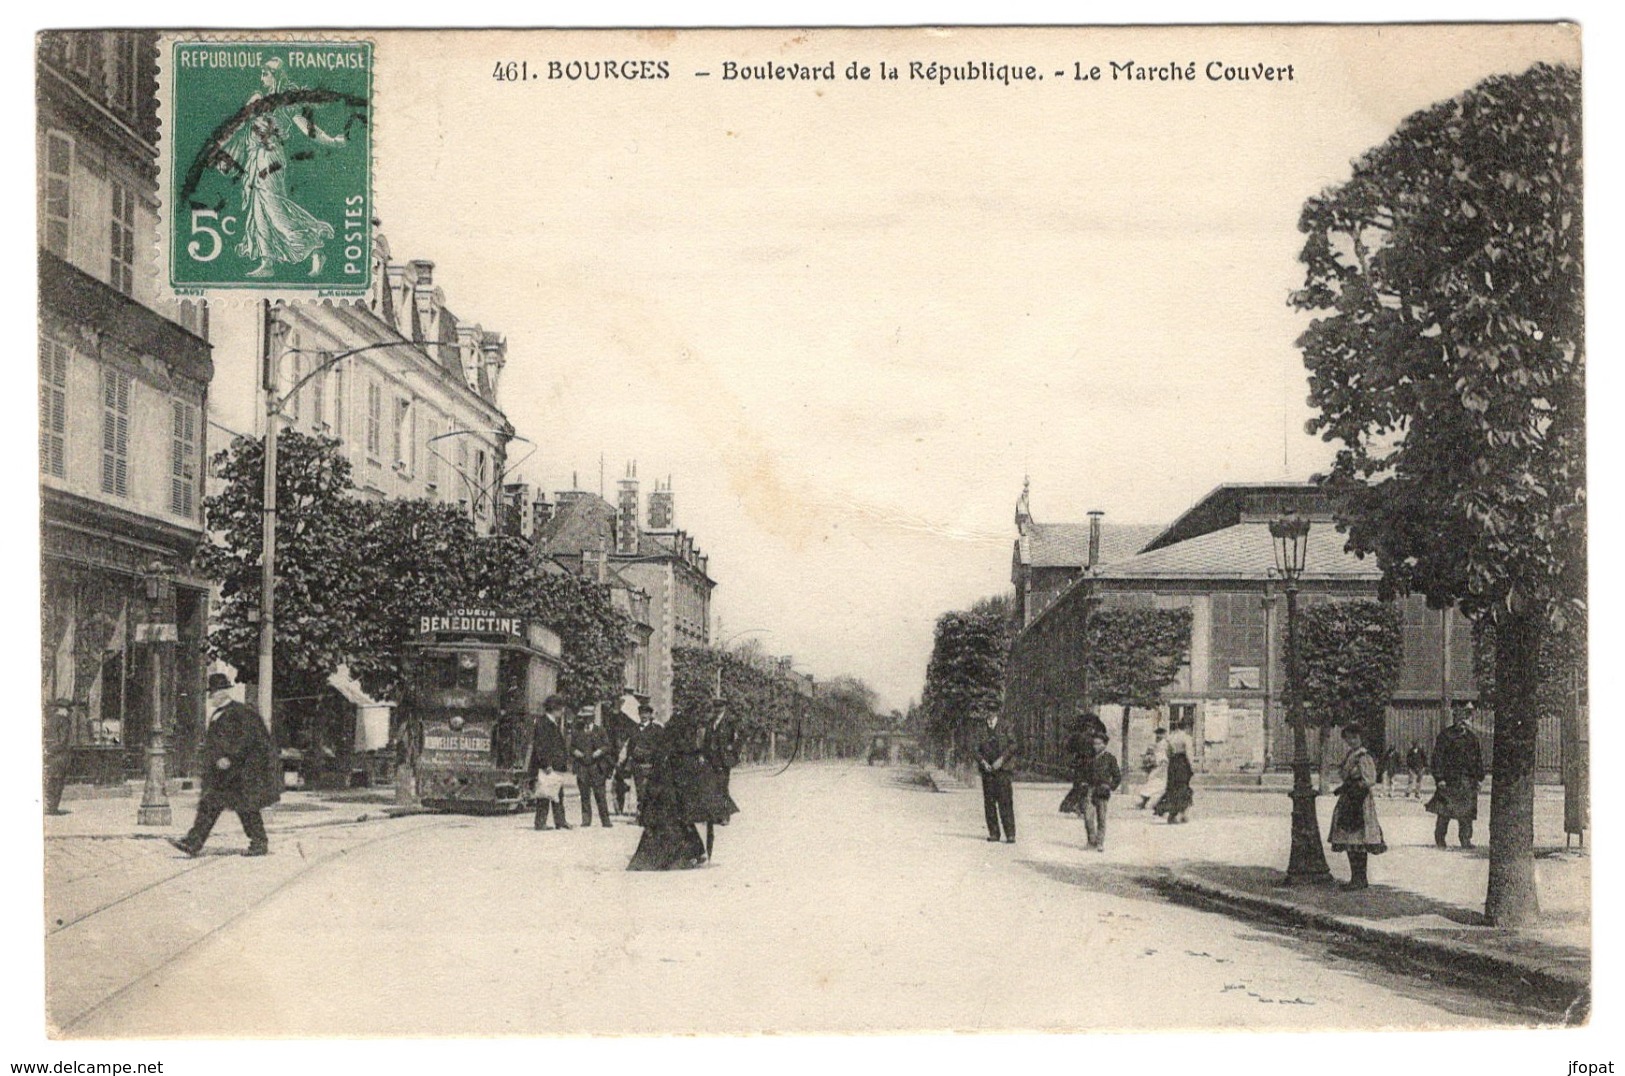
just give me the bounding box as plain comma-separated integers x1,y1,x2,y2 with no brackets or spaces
187,429,879,792
920,63,1583,927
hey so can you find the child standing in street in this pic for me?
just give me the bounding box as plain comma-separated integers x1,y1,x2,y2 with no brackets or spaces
1081,732,1122,852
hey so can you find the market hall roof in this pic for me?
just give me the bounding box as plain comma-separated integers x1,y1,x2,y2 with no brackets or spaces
1022,521,1165,569
1088,521,1381,582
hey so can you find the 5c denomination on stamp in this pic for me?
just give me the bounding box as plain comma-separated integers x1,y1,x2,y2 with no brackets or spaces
163,38,372,298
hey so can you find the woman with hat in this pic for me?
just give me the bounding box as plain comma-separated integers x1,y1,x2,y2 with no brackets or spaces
1154,719,1195,824
696,698,743,862
627,712,707,871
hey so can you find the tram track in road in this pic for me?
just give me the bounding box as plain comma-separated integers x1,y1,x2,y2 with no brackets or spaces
51,813,456,1035
46,810,435,936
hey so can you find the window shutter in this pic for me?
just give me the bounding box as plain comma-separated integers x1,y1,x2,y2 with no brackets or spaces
39,342,67,478
101,368,130,497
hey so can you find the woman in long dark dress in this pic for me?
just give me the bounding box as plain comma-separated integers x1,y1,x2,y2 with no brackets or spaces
1154,721,1194,824
697,700,743,860
626,719,706,871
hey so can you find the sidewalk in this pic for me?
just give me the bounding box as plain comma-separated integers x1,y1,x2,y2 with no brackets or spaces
1006,778,1590,1018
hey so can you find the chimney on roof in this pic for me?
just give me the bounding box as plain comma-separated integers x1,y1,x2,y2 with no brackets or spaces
480,332,506,397
1087,510,1104,569
648,476,674,530
616,462,640,556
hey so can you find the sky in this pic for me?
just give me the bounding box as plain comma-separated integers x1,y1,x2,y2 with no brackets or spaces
355,25,1578,711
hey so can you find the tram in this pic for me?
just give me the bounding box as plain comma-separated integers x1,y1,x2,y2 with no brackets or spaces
400,608,564,813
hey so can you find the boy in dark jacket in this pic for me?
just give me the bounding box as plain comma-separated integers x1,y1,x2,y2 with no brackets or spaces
1080,733,1122,852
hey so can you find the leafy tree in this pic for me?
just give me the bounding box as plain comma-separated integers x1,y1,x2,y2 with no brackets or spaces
345,499,484,702
816,675,881,758
478,540,630,711
1291,63,1582,924
1083,607,1194,708
341,500,630,709
1472,617,1588,745
195,431,367,704
921,594,1015,763
1297,600,1404,785
200,436,630,729
1083,606,1195,750
673,647,810,760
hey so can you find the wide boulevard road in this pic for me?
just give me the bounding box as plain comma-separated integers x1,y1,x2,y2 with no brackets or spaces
65,762,1531,1036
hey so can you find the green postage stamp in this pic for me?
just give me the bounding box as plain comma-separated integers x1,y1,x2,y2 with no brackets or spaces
163,38,372,297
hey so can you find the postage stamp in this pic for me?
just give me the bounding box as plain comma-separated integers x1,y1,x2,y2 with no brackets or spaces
162,38,372,298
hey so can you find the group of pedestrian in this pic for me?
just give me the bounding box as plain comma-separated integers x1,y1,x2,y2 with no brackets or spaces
983,704,1200,854
527,693,743,870
971,694,1484,894
626,697,742,870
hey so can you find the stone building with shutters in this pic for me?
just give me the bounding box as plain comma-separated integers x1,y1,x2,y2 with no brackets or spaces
534,466,714,724
1003,481,1554,782
38,31,216,785
207,240,515,531
205,240,519,785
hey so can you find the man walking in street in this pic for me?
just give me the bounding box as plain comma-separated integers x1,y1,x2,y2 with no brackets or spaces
976,711,1019,843
1080,732,1122,852
44,700,74,816
572,706,613,828
529,696,571,831
625,701,659,820
1427,703,1485,849
169,674,280,857
1405,740,1429,799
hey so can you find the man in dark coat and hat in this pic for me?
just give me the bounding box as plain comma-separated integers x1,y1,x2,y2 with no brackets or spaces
1427,703,1485,848
976,711,1020,843
529,695,572,831
169,674,281,857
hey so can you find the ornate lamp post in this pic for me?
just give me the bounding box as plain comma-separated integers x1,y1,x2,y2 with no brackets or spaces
1270,514,1332,885
136,559,177,826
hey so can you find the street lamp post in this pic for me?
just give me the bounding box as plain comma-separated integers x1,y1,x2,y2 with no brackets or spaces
136,559,176,826
1270,513,1332,885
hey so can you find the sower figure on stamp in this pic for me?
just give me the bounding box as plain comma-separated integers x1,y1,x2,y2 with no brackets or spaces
572,706,613,828
169,674,280,857
976,711,1019,843
1427,703,1485,849
216,58,346,278
529,696,572,831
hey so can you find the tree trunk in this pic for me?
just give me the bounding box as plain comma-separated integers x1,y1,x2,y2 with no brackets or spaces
1486,608,1542,926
